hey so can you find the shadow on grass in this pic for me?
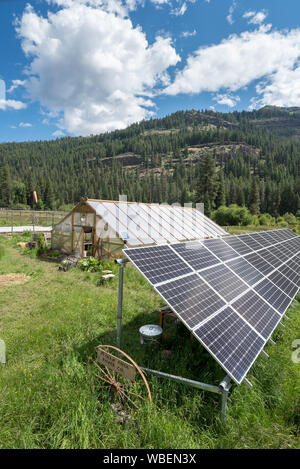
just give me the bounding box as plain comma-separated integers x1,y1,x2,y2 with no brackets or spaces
73,309,230,428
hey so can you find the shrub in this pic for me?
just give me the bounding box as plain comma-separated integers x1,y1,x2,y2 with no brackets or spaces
212,204,253,226
252,215,260,226
283,212,297,225
78,256,103,272
36,233,47,255
276,216,288,227
259,213,276,226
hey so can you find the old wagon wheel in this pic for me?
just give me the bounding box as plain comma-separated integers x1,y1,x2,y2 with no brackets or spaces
87,345,152,409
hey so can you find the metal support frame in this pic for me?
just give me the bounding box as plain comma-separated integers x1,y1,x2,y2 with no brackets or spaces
141,367,232,423
114,257,232,423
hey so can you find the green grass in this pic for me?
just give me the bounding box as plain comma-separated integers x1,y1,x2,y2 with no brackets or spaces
0,235,300,449
226,225,300,236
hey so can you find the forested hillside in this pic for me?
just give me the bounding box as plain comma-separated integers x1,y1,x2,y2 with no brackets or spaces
0,107,300,217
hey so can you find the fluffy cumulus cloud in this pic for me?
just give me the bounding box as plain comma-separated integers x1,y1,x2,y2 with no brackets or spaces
47,0,139,16
243,10,267,25
0,78,27,110
0,99,27,110
16,3,179,135
165,26,300,108
255,65,300,107
213,93,240,108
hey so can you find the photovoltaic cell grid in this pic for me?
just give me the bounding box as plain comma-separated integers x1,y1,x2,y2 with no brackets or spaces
202,238,238,262
231,290,281,340
124,228,300,384
171,242,220,271
194,307,265,384
199,264,248,302
156,274,226,328
123,245,192,285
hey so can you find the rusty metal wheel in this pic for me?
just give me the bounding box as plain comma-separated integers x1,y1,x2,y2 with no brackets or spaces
87,345,152,409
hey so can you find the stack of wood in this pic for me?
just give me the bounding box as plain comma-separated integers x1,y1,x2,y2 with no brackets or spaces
102,270,115,281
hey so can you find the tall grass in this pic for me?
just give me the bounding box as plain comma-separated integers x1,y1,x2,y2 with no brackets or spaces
0,235,299,449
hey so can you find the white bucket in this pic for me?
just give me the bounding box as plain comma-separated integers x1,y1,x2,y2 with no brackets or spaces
139,324,163,346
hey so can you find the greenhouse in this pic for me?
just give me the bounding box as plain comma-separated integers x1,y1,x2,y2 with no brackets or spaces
51,198,226,258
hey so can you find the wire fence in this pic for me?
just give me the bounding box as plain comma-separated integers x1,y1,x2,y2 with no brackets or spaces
0,208,67,232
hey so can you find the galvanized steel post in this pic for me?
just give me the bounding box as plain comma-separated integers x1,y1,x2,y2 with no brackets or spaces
219,375,232,423
115,258,129,348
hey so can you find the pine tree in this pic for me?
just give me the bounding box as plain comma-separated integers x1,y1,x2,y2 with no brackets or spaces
0,164,12,207
44,178,55,209
248,177,260,215
215,170,226,208
195,154,217,209
180,187,188,206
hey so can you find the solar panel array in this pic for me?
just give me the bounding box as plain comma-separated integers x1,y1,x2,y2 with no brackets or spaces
123,228,300,384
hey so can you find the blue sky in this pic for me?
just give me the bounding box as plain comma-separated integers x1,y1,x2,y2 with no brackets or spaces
0,0,300,142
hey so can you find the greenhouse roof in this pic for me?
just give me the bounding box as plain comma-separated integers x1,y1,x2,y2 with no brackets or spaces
86,199,226,247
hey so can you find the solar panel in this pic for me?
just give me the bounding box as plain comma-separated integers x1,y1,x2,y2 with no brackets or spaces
171,242,220,271
199,264,248,302
278,264,300,287
244,252,274,276
231,290,281,339
202,238,238,262
249,232,274,247
257,248,282,268
124,245,192,285
269,229,288,242
270,245,291,262
194,307,265,384
279,228,297,239
288,237,300,250
238,234,264,251
226,257,264,287
268,270,299,298
249,232,270,247
123,228,300,385
156,274,226,329
223,236,253,255
289,255,300,272
254,278,291,315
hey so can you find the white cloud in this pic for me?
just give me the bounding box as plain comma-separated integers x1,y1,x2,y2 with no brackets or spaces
226,1,236,25
0,99,27,110
181,29,197,38
150,0,169,5
19,122,32,127
255,65,300,107
48,0,134,16
7,80,26,94
171,3,187,16
213,93,240,107
165,26,300,109
17,3,180,135
52,129,65,136
243,10,267,25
